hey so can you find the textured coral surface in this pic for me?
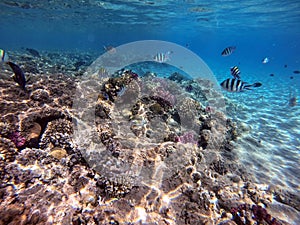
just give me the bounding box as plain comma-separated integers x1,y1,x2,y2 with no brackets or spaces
0,53,299,225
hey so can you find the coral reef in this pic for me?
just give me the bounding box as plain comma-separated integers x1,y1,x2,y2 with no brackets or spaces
231,203,281,225
8,131,26,148
0,52,299,225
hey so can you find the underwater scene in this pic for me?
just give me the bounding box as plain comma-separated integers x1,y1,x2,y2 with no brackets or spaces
0,1,300,225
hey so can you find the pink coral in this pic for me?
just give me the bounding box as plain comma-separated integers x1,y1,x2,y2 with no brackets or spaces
151,77,177,106
176,131,198,144
9,132,26,147
205,105,215,114
155,87,176,106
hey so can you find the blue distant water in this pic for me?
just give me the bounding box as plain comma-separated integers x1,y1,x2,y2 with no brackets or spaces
1,0,300,193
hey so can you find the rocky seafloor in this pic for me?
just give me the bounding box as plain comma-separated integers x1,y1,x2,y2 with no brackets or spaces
0,50,299,225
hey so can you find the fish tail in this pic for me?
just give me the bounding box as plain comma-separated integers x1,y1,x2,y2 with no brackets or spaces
244,82,262,90
252,82,262,87
165,54,170,61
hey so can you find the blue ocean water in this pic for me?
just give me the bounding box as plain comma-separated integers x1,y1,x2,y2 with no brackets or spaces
1,0,300,222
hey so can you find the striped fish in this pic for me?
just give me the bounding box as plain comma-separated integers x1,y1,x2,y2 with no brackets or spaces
230,66,241,79
220,78,262,92
153,51,171,63
221,46,236,56
0,49,9,63
98,67,109,77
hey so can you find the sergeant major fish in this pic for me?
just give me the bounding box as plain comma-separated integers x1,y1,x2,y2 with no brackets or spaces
220,78,262,92
154,51,172,63
98,67,109,78
221,46,236,56
230,66,241,79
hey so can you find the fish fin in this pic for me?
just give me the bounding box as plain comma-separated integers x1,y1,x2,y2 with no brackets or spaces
232,75,241,79
243,86,252,90
165,54,170,61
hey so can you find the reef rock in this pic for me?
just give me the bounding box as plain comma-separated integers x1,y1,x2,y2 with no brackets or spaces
0,54,298,225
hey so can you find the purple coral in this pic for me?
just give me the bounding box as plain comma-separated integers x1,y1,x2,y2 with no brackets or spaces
231,204,281,225
155,87,176,106
205,105,215,114
9,131,26,148
128,70,139,79
252,205,280,225
151,77,177,106
176,131,198,144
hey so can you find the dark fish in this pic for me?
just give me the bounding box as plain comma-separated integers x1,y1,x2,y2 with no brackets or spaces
26,48,40,57
293,70,300,74
7,62,26,90
220,78,262,92
103,45,116,54
230,66,241,79
270,74,274,77
284,64,287,68
290,76,294,79
289,97,297,107
221,46,236,56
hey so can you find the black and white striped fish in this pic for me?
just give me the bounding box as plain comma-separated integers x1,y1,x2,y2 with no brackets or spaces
230,66,241,79
153,51,171,63
221,46,236,56
220,78,262,92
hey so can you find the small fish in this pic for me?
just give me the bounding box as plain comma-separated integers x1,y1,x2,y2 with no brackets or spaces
0,49,9,63
289,97,297,107
7,62,26,90
26,48,40,57
262,57,269,64
154,51,171,63
293,70,300,74
98,67,109,77
221,46,236,56
290,76,294,79
103,45,116,54
220,78,262,92
284,64,287,68
270,74,274,77
230,66,241,79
